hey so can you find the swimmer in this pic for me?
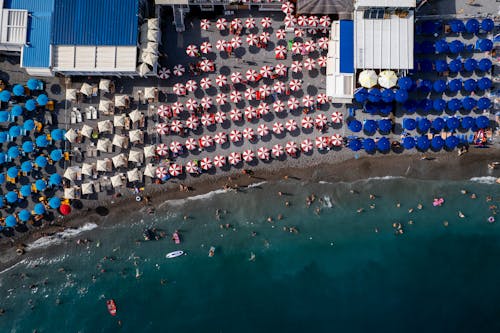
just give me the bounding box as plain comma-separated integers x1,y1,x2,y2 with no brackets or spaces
486,196,492,202
357,208,364,213
470,193,477,199
417,203,423,210
443,221,449,227
374,228,379,233
315,208,321,215
370,204,375,209
396,202,401,208
285,201,290,207
160,279,167,285
249,252,256,261
408,208,414,213
251,231,257,237
277,214,283,220
267,217,273,223
460,189,467,194
278,191,283,196
369,194,375,200
458,211,465,218
408,220,414,225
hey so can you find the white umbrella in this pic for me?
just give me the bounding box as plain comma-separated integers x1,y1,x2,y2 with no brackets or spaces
112,154,128,168
64,128,78,143
81,183,94,195
127,168,141,182
144,163,156,178
112,134,127,148
114,95,128,108
128,150,144,164
64,187,76,199
97,120,113,133
97,138,112,152
66,89,77,101
81,163,94,176
358,70,378,88
98,99,113,113
144,87,156,100
129,129,143,143
144,145,156,158
110,174,124,188
129,110,142,123
378,70,398,89
96,159,111,172
80,83,93,97
114,114,125,127
63,167,79,181
137,63,151,77
141,52,158,67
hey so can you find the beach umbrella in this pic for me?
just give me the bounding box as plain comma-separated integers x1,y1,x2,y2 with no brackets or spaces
275,45,287,59
477,97,491,110
348,139,361,151
354,88,368,103
377,137,390,152
13,84,25,96
214,132,227,145
231,18,242,30
22,141,34,153
300,139,313,153
330,134,343,147
276,29,286,40
416,136,430,151
242,150,255,162
462,97,476,111
185,138,198,151
448,59,462,73
156,123,169,135
302,95,314,107
285,119,298,132
231,72,243,84
447,79,462,93
449,19,465,33
475,115,490,129
51,129,65,141
34,203,46,215
368,89,381,103
230,36,242,48
331,112,343,124
418,80,433,94
256,124,269,137
478,58,492,72
11,105,23,117
445,117,460,131
59,204,71,216
9,126,21,138
273,100,286,113
169,163,183,177
447,98,461,112
21,160,33,173
285,141,298,156
156,144,169,156
7,166,18,178
273,81,286,94
465,18,479,33
27,78,40,90
272,122,284,135
186,115,200,130
186,44,198,57
378,119,392,133
260,66,273,78
215,93,227,105
229,109,242,122
244,106,257,120
200,97,213,110
445,136,459,150
362,138,375,152
23,119,35,131
463,79,477,92
20,184,32,197
229,129,242,143
303,40,316,54
50,149,63,161
284,15,296,29
317,56,327,68
156,166,168,179
398,77,413,90
216,18,227,30
434,60,448,73
243,128,255,140
200,157,213,170
215,39,226,51
199,77,212,90
200,19,210,30
49,173,62,186
358,70,378,88
200,135,214,148
363,120,377,134
215,75,227,87
8,146,20,159
378,70,398,89
185,80,198,93
320,15,331,27
290,61,302,73
317,37,329,50
477,77,492,91
448,40,464,54
0,111,9,122
214,111,227,124
395,89,408,103
243,17,256,29
315,114,328,128
315,136,329,150
199,42,212,54
348,120,362,132
158,68,170,80
213,155,227,167
18,209,31,222
36,135,48,147
5,215,16,227
402,137,415,150
37,94,48,106
246,69,259,81
286,97,299,111
301,116,313,129
432,117,445,131
25,99,36,111
173,64,185,76
6,191,18,203
184,161,198,174
431,136,444,151
481,19,494,32
185,98,198,112
244,88,256,101
380,89,394,103
434,39,448,53
433,80,446,93
227,152,241,166
464,59,477,72
418,118,431,132
0,90,11,102
461,116,474,129
35,179,47,191
270,144,283,157
433,99,446,112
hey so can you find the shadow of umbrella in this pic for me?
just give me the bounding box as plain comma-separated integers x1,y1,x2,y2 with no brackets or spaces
95,206,109,216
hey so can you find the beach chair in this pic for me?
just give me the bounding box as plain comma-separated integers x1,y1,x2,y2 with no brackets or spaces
467,134,474,144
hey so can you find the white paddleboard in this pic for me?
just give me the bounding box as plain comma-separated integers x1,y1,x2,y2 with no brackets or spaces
166,250,184,259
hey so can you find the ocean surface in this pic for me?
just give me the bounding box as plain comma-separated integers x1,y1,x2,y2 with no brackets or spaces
0,176,499,333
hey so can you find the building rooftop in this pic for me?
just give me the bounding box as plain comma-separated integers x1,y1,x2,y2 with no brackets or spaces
355,0,416,8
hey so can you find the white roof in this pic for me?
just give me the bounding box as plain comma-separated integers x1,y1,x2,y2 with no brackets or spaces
354,10,414,70
0,8,28,49
326,22,354,102
355,0,415,8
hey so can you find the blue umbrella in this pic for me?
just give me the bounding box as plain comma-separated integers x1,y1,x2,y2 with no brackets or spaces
354,88,368,103
434,60,448,73
0,174,4,184
12,84,25,96
23,119,35,131
348,120,362,132
22,141,34,153
447,79,462,93
461,116,474,129
0,111,9,122
48,197,61,209
433,80,446,93
378,103,392,116
463,79,476,92
477,77,492,91
419,59,433,72
7,166,18,178
25,99,36,111
381,89,394,103
464,58,477,72
478,58,492,72
434,39,449,53
448,40,464,54
377,137,390,152
446,117,460,130
368,89,381,103
8,146,19,158
0,132,6,144
403,118,417,131
21,161,32,173
417,80,433,94
348,139,362,151
403,100,417,114
33,203,46,215
363,138,376,152
35,179,47,191
49,173,62,186
5,215,17,227
6,191,18,203
35,155,48,167
477,97,491,110
419,99,433,112
35,135,48,147
402,137,415,149
449,19,465,33
475,115,489,128
420,40,435,54
476,39,493,52
18,210,31,222
36,94,48,106
462,97,476,111
11,105,23,117
0,90,11,102
364,103,377,115
50,149,63,161
51,129,64,141
416,136,430,151
418,118,431,132
445,135,460,149
27,79,40,91
481,19,494,32
363,120,377,133
433,99,446,112
431,136,444,150
20,184,31,197
447,98,461,112
395,89,408,103
448,59,462,73
9,125,21,138
398,77,413,90
432,117,445,131
378,119,392,133
465,18,479,33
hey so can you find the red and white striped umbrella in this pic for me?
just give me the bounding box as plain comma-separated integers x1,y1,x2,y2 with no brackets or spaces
186,116,199,130
169,163,183,177
259,32,271,43
229,109,242,122
216,39,227,51
185,137,198,150
272,144,284,157
200,77,212,89
156,123,169,135
242,149,255,162
317,93,329,104
281,2,294,14
156,166,168,179
284,15,296,29
331,111,343,124
308,16,319,27
185,160,198,173
214,111,227,124
317,37,329,50
229,129,242,142
199,59,214,72
257,146,270,160
215,75,227,87
201,113,214,126
216,18,227,30
297,15,308,27
200,19,210,30
169,140,183,153
259,84,271,98
185,80,198,93
228,152,241,165
317,56,327,68
245,87,256,100
273,81,286,94
257,102,270,116
158,67,171,79
288,96,300,109
291,42,302,54
331,134,343,146
285,119,298,132
272,122,284,134
200,96,213,109
289,79,302,91
260,66,273,78
230,90,242,103
303,40,316,53
215,93,227,105
199,135,214,148
200,157,213,170
275,45,287,58
242,127,255,140
230,18,242,30
156,143,169,156
200,41,213,54
286,141,298,155
303,58,316,71
173,64,185,76
301,139,313,152
291,61,303,73
294,28,305,37
173,83,186,96
302,95,315,107
315,136,329,149
257,124,270,137
185,98,198,111
186,44,199,57
246,33,259,46
274,63,287,76
214,132,227,145
170,120,184,133
231,71,243,84
231,36,242,48
171,101,184,116
273,100,286,113
320,15,331,27
157,105,170,118
276,29,286,40
245,17,256,29
315,114,328,128
246,69,259,81
261,17,272,28
301,116,313,129
213,155,226,168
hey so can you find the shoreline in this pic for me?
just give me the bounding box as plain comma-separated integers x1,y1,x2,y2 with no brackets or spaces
0,148,499,271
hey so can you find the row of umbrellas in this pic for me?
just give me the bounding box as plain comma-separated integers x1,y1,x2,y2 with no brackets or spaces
417,38,494,55
416,57,492,73
418,18,495,35
348,135,463,152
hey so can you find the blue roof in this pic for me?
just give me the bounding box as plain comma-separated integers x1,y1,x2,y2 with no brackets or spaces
52,0,139,46
339,20,354,74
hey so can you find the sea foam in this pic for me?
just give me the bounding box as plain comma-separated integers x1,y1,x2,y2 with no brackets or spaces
160,189,228,207
26,223,98,250
469,176,498,185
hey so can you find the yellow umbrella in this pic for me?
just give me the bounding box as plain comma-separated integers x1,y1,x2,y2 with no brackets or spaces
358,70,378,88
378,70,398,89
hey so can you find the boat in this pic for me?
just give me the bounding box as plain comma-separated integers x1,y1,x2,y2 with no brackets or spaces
208,246,215,257
106,299,117,316
166,250,184,258
172,231,180,244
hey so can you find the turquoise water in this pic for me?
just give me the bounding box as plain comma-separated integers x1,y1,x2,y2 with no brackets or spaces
0,177,499,332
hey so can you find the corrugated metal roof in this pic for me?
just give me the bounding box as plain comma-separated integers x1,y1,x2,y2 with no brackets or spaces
52,0,138,46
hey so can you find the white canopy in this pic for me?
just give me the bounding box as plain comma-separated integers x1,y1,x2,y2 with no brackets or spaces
143,163,156,178
63,166,80,180
114,114,125,127
129,110,142,123
114,95,128,108
144,145,156,158
99,79,111,93
80,83,93,97
144,87,156,100
81,124,94,138
127,168,141,182
64,128,78,143
141,52,158,67
96,159,112,172
64,187,76,199
98,99,113,112
81,163,94,176
81,182,94,195
140,42,158,54
112,153,128,168
128,150,144,164
137,63,151,77
140,29,160,43
96,138,112,153
112,134,128,148
97,120,113,133
110,174,124,188
129,129,143,143
66,89,77,101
